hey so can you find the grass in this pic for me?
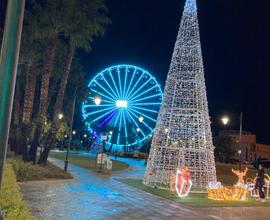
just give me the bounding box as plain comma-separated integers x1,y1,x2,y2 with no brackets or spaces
50,152,129,172
0,163,35,220
7,152,72,182
117,163,270,208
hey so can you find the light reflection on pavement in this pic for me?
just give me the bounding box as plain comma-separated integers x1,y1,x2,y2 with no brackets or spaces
20,151,207,220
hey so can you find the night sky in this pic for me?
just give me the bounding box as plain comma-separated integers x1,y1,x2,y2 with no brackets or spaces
1,0,270,143
82,0,270,144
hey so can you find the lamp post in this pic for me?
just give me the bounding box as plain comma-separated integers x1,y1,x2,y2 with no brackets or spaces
221,112,243,170
238,149,242,170
0,0,25,188
64,88,77,172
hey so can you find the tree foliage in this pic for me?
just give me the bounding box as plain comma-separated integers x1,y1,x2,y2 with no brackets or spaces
213,136,235,163
7,0,110,164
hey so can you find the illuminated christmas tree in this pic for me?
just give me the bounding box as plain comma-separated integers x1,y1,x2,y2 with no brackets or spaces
143,0,217,192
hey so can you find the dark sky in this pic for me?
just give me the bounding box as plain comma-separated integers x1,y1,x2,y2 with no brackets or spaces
81,0,270,144
1,0,270,143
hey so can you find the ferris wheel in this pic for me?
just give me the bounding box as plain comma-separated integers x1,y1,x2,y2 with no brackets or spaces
82,64,163,150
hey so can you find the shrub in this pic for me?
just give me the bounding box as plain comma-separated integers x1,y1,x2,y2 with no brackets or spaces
0,163,35,220
8,159,72,182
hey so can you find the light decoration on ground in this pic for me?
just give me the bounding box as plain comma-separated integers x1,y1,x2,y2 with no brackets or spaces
143,0,216,192
247,174,270,199
82,64,163,151
174,167,192,197
207,168,249,201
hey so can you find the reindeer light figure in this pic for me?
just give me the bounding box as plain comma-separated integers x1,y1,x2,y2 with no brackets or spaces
232,167,248,186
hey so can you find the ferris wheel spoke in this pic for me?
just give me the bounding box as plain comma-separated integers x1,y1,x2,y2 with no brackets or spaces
129,108,157,123
101,74,119,99
128,109,153,132
117,67,123,98
89,96,114,105
123,111,128,145
123,67,128,100
83,104,113,108
126,110,146,138
129,84,159,103
129,106,159,114
98,110,117,127
130,93,162,103
91,89,115,103
117,111,123,145
124,67,137,99
125,72,145,99
94,80,117,100
83,106,115,117
128,77,152,101
91,108,116,124
113,110,121,127
109,69,121,99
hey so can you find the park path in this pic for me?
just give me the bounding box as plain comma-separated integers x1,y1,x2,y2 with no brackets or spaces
20,152,210,220
20,152,270,220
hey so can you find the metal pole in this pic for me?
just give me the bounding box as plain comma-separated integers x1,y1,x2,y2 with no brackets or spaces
0,0,25,187
64,89,77,172
239,112,243,170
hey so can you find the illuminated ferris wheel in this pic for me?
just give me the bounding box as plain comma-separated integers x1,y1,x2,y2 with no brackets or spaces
82,64,163,150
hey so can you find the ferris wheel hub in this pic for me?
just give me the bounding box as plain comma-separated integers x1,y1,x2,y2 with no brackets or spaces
116,100,128,108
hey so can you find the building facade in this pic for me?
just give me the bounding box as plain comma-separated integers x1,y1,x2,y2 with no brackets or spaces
219,130,270,162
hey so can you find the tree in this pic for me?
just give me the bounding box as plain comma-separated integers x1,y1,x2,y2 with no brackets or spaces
39,0,110,164
28,0,65,163
213,136,235,163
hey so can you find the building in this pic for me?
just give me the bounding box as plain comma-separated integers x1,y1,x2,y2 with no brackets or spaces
219,130,270,162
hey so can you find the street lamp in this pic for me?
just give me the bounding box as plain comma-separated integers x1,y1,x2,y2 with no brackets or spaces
221,116,230,125
83,134,87,138
94,96,102,106
58,113,64,120
72,130,76,135
139,116,144,123
221,112,243,170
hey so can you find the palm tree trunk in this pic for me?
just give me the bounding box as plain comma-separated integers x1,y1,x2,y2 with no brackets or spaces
39,46,74,164
21,63,36,161
29,41,56,163
10,79,22,154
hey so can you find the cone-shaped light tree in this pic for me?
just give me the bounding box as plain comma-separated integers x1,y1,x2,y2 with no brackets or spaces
143,0,216,192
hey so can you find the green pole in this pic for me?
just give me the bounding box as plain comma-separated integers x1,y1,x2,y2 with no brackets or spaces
0,0,25,187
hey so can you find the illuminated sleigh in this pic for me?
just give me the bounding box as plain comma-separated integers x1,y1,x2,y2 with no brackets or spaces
207,168,249,201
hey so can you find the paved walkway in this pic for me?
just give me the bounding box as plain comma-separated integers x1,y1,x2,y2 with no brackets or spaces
20,152,270,220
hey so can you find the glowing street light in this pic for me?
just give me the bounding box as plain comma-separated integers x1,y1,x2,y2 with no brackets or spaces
83,134,87,138
109,131,113,135
136,128,141,132
221,116,230,125
139,116,144,123
72,130,76,135
58,113,64,120
94,96,102,105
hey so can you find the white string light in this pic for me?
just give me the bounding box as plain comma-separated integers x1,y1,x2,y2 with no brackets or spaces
144,0,217,192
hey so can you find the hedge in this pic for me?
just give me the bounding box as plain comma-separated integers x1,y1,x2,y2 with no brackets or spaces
0,163,35,220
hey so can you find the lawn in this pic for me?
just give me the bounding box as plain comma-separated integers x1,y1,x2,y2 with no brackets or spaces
50,151,129,172
117,163,270,208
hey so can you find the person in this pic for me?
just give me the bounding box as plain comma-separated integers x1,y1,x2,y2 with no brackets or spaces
255,164,265,202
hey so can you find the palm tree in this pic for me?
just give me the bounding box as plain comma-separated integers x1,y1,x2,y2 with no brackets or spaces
28,0,66,163
39,0,110,164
